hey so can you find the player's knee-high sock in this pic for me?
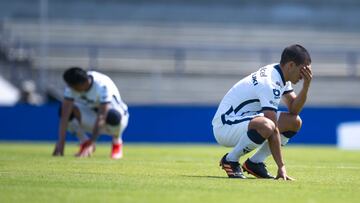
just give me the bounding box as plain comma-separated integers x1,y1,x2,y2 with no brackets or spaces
249,131,297,163
226,130,265,162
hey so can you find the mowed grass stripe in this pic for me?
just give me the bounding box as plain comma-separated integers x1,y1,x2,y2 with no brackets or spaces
0,142,360,203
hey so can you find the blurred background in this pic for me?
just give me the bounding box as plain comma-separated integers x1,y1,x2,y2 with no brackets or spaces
0,0,360,146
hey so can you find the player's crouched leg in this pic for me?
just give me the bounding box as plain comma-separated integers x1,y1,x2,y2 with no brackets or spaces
279,113,302,145
240,117,277,179
221,117,273,178
243,114,301,178
105,109,124,159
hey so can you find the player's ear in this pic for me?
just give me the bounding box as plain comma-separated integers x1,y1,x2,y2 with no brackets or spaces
283,61,293,71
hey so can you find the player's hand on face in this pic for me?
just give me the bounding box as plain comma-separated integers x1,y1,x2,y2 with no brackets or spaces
275,165,295,181
300,65,313,87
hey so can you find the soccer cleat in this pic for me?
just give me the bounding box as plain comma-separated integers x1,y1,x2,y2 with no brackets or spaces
242,158,275,179
219,153,246,179
75,140,95,157
111,143,123,159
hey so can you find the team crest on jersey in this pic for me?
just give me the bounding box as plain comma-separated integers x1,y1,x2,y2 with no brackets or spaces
273,89,280,99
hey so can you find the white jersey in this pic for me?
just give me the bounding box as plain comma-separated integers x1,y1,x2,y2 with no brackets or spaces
64,71,128,114
212,63,293,127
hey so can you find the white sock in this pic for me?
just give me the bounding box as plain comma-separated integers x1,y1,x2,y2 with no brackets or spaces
112,136,122,145
226,134,261,162
249,134,290,163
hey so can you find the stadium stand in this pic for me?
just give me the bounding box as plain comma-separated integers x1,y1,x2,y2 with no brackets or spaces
0,0,360,105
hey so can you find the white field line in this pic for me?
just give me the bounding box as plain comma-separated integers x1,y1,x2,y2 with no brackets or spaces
283,165,360,170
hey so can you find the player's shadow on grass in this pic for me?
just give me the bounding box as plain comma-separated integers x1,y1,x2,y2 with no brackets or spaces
181,175,256,179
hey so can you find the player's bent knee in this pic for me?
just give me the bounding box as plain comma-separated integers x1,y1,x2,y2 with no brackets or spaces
295,115,302,130
288,114,302,132
106,109,122,126
261,120,276,138
249,117,275,139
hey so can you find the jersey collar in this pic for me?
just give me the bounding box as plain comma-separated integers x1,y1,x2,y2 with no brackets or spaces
274,64,286,86
85,75,94,92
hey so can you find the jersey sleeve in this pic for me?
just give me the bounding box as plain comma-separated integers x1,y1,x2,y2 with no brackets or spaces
63,87,74,100
255,79,281,111
99,85,112,104
283,82,294,95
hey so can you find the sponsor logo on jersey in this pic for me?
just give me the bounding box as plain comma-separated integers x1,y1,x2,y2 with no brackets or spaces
269,100,278,106
259,67,267,77
273,89,280,99
80,95,95,104
252,73,258,86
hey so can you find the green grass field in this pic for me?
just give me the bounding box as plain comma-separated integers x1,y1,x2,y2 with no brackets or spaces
1,142,360,203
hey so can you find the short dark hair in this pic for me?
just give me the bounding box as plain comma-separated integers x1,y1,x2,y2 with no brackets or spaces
63,67,88,86
280,44,311,66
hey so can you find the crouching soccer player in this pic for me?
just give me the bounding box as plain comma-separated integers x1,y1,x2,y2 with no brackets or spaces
52,67,129,159
212,44,312,179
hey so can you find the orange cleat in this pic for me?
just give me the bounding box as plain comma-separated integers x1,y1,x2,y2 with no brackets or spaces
75,140,95,157
111,143,123,159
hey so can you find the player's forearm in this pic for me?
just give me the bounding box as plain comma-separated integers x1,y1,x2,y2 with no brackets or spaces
57,118,68,149
289,87,308,115
57,99,73,146
91,103,109,142
91,116,105,142
263,111,285,168
59,116,69,137
268,128,285,168
91,122,100,142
